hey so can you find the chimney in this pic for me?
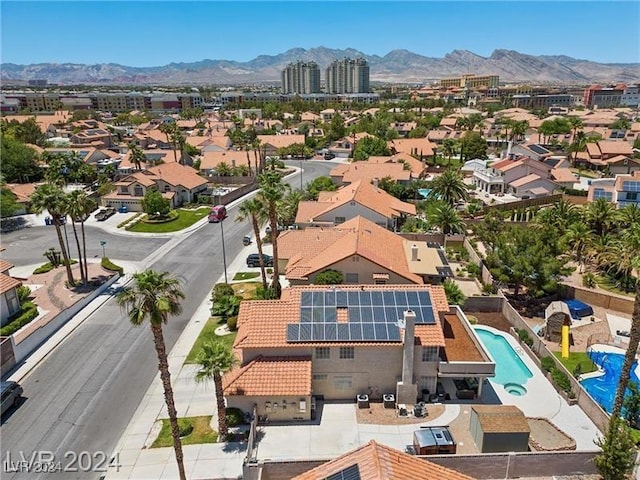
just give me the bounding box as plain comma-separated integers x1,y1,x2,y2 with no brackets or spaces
402,309,416,385
373,177,379,188
411,244,419,261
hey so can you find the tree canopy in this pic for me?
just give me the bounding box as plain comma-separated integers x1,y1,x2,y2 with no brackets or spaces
142,188,171,216
352,136,390,161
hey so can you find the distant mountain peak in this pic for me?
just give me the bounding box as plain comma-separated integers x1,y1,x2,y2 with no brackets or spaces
1,47,638,85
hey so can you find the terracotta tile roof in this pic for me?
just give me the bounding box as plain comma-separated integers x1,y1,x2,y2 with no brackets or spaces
509,173,542,188
223,356,312,396
257,134,305,149
0,273,21,295
605,154,634,165
293,440,475,480
5,183,44,203
295,180,415,224
488,158,512,171
499,160,524,172
598,141,633,156
281,216,423,284
471,405,530,434
388,138,435,157
0,260,14,274
550,168,578,183
200,150,250,170
185,135,211,148
340,163,411,185
147,162,207,190
235,285,449,350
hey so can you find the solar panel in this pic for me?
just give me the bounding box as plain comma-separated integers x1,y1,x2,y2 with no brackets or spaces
336,291,348,307
348,291,359,306
371,291,383,305
350,323,363,340
375,323,388,340
418,291,431,306
359,291,371,305
388,325,401,341
286,324,299,341
437,250,449,266
361,323,375,340
312,291,324,307
300,307,313,323
301,291,312,307
372,306,384,321
382,291,395,305
325,323,337,341
338,324,350,341
360,307,373,322
406,291,419,305
325,291,336,306
300,324,312,341
313,323,324,341
350,307,361,323
394,291,408,305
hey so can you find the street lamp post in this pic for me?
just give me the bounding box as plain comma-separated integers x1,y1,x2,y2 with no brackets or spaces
299,159,303,190
100,240,107,258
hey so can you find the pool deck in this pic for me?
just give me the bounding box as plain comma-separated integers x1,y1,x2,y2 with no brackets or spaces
475,325,602,450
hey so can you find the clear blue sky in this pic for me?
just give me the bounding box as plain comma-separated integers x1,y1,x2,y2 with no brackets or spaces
1,1,638,66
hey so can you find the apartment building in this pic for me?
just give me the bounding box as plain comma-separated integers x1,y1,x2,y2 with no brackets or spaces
325,58,370,94
440,74,499,89
281,61,321,94
582,84,626,108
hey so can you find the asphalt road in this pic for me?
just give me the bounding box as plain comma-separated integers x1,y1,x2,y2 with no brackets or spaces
0,225,170,268
0,161,335,480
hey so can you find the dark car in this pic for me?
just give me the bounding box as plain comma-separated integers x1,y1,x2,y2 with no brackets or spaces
246,253,273,267
1,381,23,416
324,152,336,160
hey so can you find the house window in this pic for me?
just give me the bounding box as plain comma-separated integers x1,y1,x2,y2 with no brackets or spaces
339,346,354,359
333,376,353,390
335,216,346,224
315,347,330,359
422,346,439,362
313,374,328,381
345,273,359,284
164,185,171,192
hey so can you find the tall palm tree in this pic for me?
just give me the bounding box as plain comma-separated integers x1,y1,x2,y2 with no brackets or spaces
128,142,145,171
116,270,187,480
429,203,465,234
510,120,529,142
563,221,592,272
258,171,289,297
428,170,469,206
619,204,640,229
194,341,238,439
585,198,619,236
31,184,75,285
236,198,269,289
569,131,587,167
66,190,97,285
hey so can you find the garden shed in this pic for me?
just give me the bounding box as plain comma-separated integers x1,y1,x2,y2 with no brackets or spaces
470,405,530,453
544,301,572,343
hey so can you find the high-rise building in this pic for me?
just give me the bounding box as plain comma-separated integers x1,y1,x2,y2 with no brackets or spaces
325,58,370,94
281,61,321,94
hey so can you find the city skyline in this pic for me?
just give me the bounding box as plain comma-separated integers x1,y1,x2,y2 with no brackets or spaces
1,1,639,66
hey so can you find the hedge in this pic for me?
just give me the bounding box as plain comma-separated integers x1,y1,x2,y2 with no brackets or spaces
101,257,124,275
33,259,78,275
0,301,39,336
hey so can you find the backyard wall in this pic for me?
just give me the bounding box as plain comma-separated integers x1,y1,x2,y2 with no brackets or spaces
559,284,634,315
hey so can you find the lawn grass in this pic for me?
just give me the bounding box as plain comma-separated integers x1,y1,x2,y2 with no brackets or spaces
233,271,260,281
553,351,597,376
184,317,237,364
151,416,217,447
127,207,209,233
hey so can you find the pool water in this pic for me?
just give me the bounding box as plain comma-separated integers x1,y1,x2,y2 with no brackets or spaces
418,188,432,199
580,350,640,414
474,327,533,386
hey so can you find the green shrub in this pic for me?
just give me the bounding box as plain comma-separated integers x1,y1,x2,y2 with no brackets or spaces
33,263,54,274
541,356,556,373
227,316,238,331
517,328,533,347
0,302,39,336
177,418,194,437
551,367,572,393
582,272,597,289
266,268,273,274
466,263,480,278
466,315,478,325
225,407,247,427
101,257,124,275
17,285,31,303
212,283,234,303
481,282,497,295
314,269,344,285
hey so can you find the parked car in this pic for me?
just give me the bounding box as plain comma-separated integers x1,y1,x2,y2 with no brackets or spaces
95,207,117,221
324,152,336,160
1,381,23,416
208,205,228,223
246,253,273,267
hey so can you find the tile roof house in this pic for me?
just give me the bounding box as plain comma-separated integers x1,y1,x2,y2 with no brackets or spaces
366,153,427,178
292,440,475,480
581,141,638,174
330,163,412,187
472,155,559,196
0,260,23,326
225,285,494,421
198,150,254,176
388,138,436,158
279,216,452,286
257,134,306,156
295,180,416,230
102,162,207,212
4,183,45,214
587,170,640,208
328,133,375,158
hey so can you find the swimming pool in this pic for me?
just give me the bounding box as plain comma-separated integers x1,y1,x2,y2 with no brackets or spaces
581,348,640,414
474,327,533,387
418,188,432,199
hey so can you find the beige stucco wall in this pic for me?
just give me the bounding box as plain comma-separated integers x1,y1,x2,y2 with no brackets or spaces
314,203,391,229
226,395,311,421
307,254,415,285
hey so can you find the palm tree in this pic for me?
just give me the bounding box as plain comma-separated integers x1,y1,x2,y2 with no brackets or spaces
429,203,466,234
510,120,529,142
128,142,145,171
66,190,97,285
563,221,592,272
116,270,187,480
236,198,269,289
258,171,289,297
428,170,469,206
619,204,640,229
31,184,75,285
585,198,619,236
569,131,587,167
568,116,584,138
194,341,238,439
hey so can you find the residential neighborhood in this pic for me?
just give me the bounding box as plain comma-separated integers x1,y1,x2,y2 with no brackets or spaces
1,4,640,479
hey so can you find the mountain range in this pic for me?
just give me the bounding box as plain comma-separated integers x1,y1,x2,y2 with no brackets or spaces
2,47,639,85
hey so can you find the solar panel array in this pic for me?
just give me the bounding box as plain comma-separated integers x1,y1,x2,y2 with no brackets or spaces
286,290,436,343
